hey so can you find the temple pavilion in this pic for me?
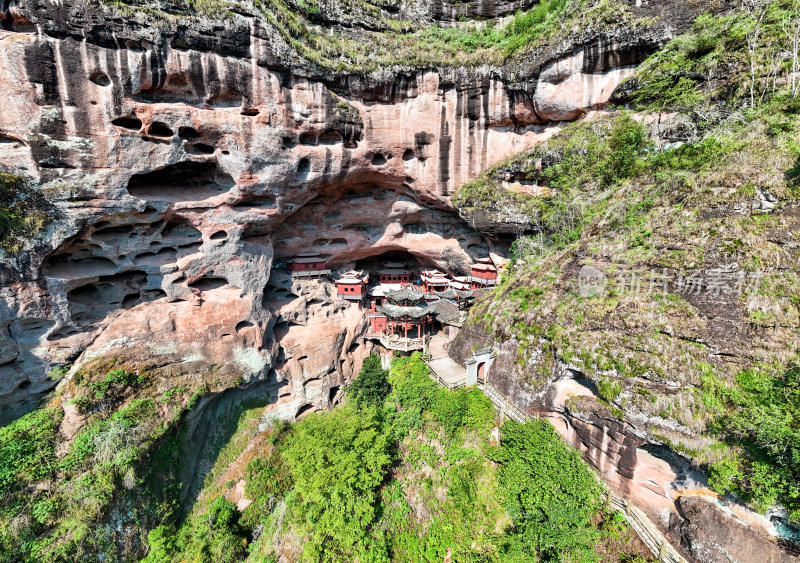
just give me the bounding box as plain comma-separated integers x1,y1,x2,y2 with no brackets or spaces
420,269,450,293
335,270,369,308
470,258,498,289
450,276,472,292
377,261,412,285
369,286,429,351
287,253,330,279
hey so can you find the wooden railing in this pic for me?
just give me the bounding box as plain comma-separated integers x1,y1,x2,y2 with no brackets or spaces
427,365,466,391
482,383,527,423
605,493,686,562
469,275,497,286
291,269,331,278
379,333,424,351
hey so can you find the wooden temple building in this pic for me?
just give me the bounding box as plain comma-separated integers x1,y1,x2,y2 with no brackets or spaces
420,269,450,293
287,253,331,279
334,270,369,308
291,254,498,351
470,257,498,289
371,286,429,351
377,261,412,285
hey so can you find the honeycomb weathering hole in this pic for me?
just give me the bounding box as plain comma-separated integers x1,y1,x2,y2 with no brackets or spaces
299,133,317,146
126,161,235,203
319,131,343,145
179,126,200,140
234,196,276,210
188,277,230,291
112,117,143,131
372,153,387,166
235,320,254,332
89,72,112,87
185,142,215,155
295,403,315,419
296,158,311,183
148,122,174,137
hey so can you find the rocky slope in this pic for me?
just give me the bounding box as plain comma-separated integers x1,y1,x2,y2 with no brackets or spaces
449,22,800,559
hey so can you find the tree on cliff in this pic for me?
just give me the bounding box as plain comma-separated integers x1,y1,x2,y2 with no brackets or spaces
347,354,391,408
282,406,392,562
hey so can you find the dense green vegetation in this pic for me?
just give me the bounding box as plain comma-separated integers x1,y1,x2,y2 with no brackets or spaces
0,361,206,563
492,421,604,561
346,354,391,408
258,0,637,70
139,353,649,562
706,362,800,522
466,107,800,513
629,2,800,109
454,112,658,256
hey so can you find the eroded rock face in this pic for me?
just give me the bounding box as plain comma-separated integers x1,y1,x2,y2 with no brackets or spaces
677,496,797,563
0,0,677,423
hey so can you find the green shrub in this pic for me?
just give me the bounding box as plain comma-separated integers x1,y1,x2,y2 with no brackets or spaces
347,354,391,408
0,172,54,254
282,405,392,561
598,378,623,403
431,387,495,437
602,114,651,184
708,362,800,521
491,419,603,562
0,408,60,494
152,497,250,563
651,136,736,173
71,369,148,413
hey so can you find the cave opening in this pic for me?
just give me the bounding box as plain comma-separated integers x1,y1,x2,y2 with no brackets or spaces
126,161,234,202
349,249,429,277
295,403,315,419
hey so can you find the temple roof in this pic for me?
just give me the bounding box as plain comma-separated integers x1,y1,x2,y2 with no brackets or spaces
386,286,424,302
336,270,367,283
421,269,447,277
291,256,326,264
475,257,493,264
450,280,471,291
370,284,405,297
430,299,462,325
378,267,411,274
435,286,474,299
377,303,429,319
471,263,497,272
434,288,458,299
